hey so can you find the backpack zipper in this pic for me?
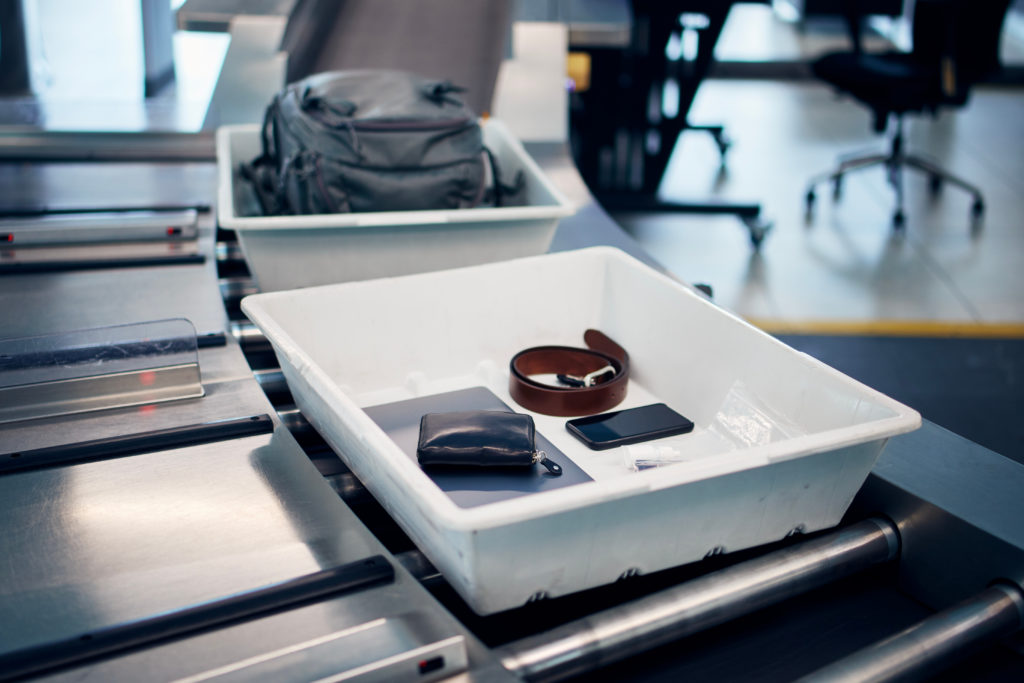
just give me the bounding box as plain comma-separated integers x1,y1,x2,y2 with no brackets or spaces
351,117,472,132
304,108,472,133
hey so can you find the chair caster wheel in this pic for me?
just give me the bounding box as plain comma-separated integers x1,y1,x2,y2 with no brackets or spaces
714,134,731,159
744,217,772,249
804,191,816,225
805,190,816,209
970,199,985,234
892,210,906,230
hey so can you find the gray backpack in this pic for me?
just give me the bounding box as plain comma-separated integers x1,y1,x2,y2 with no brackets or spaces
241,70,520,216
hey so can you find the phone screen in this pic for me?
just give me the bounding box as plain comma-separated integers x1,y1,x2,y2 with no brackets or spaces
566,403,694,450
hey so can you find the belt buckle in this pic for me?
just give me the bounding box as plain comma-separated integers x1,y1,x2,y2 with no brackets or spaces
558,364,615,388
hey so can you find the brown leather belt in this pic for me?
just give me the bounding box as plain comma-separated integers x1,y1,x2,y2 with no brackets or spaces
509,329,629,417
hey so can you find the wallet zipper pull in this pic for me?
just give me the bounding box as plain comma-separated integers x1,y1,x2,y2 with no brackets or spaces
533,451,563,476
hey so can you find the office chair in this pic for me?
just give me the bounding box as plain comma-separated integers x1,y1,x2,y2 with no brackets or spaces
804,0,1011,230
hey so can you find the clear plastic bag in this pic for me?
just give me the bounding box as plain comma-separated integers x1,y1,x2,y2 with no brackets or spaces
623,381,805,471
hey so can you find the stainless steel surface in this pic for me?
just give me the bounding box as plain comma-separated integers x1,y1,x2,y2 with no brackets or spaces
394,550,442,585
0,239,202,267
851,422,1024,619
317,634,466,683
10,426,510,682
0,131,215,161
0,429,374,655
0,209,199,245
0,318,206,425
0,353,271,456
0,248,228,341
0,161,216,213
0,363,203,425
171,619,466,683
198,338,266,384
498,518,900,682
798,584,1024,683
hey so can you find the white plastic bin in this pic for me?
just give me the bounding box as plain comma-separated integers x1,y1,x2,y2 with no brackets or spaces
217,119,575,291
242,247,920,614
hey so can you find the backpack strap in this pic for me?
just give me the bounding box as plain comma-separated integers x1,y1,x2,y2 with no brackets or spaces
484,146,525,208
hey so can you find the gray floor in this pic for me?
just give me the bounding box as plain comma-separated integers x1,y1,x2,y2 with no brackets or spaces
616,79,1024,330
615,4,1024,332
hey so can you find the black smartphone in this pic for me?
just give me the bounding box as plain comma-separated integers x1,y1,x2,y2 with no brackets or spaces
566,403,694,450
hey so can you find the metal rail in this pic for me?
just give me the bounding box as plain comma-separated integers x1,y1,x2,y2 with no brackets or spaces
798,583,1024,683
0,130,215,162
498,518,901,682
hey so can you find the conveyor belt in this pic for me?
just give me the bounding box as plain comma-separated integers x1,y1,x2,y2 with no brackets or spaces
214,146,1024,680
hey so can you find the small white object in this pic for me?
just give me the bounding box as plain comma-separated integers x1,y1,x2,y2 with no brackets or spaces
624,444,688,470
242,246,920,614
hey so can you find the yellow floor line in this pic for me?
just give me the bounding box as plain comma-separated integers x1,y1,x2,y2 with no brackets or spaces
744,318,1024,338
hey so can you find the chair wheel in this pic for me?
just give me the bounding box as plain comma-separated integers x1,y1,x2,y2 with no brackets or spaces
892,210,906,230
744,217,772,249
929,174,943,194
714,134,731,158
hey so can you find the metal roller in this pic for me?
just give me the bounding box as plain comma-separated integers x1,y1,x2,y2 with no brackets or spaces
499,518,901,682
219,276,259,309
798,583,1024,683
277,407,312,435
325,472,371,505
394,549,443,585
252,368,292,404
215,241,245,263
228,321,270,352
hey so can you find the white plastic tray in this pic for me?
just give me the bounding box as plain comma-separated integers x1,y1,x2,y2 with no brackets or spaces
242,247,920,614
217,119,574,291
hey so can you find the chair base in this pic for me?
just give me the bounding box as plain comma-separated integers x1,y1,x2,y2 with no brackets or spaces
804,118,985,231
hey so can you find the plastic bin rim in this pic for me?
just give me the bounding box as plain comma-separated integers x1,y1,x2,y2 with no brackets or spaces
240,246,922,533
216,120,575,230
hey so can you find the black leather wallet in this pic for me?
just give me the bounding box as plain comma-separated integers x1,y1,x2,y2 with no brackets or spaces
417,411,562,475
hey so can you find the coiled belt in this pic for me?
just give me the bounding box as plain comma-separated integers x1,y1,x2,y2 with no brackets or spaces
509,329,629,417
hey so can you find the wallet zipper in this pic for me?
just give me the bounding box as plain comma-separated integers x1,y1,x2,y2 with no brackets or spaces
532,451,563,476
